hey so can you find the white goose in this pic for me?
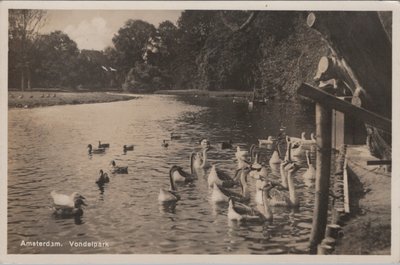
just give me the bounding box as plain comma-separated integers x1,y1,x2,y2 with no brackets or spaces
302,150,316,180
158,170,181,203
211,167,252,203
170,165,194,184
269,144,282,167
190,148,208,170
50,191,87,216
286,136,303,157
208,165,237,188
269,161,300,207
51,191,86,209
228,182,274,222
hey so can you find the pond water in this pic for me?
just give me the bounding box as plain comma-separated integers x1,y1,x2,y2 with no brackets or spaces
8,94,316,254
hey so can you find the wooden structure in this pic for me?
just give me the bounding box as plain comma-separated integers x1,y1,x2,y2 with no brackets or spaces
301,11,392,254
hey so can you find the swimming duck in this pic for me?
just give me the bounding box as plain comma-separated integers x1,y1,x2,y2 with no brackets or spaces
170,132,182,140
158,169,180,203
161,140,169,148
220,140,233,149
211,167,252,203
98,141,110,148
123,144,134,152
170,165,194,184
87,144,105,155
50,191,87,216
208,165,239,188
110,160,128,174
302,150,316,180
96,169,110,185
258,136,275,147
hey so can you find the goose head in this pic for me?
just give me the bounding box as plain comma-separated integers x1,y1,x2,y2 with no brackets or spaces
70,192,86,208
311,133,316,140
200,138,210,150
249,162,262,179
301,132,306,140
286,162,300,173
74,198,87,208
262,181,275,199
87,144,92,153
71,192,85,201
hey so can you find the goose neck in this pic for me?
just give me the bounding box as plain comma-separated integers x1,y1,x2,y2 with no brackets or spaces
280,164,288,188
169,168,176,191
262,189,273,220
240,172,249,198
287,170,298,206
200,149,207,167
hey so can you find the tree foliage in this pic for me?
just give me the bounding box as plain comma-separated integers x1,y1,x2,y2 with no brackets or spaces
8,9,47,90
8,10,337,96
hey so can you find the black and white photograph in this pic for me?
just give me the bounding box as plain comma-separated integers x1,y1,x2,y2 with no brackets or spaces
0,1,399,263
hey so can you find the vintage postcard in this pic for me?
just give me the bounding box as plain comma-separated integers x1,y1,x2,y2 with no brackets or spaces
0,1,399,264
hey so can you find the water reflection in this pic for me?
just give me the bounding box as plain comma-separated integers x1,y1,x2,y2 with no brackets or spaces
8,95,316,254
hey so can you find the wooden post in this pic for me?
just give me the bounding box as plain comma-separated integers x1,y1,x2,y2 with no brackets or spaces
310,103,332,254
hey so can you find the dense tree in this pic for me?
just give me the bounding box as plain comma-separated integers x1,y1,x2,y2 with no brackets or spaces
112,20,157,74
33,31,80,88
8,9,47,90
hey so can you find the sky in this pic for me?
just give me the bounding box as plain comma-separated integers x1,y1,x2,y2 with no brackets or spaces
40,10,182,51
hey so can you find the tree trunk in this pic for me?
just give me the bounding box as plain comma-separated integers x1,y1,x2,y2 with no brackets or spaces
27,66,31,90
20,68,25,91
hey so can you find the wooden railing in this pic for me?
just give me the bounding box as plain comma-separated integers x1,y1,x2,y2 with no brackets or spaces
298,83,391,132
297,82,392,254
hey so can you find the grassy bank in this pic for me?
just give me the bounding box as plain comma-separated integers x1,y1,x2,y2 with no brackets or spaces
154,89,253,98
8,91,137,108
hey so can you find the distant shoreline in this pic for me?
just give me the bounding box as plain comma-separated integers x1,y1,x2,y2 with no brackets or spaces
154,89,253,98
8,91,138,109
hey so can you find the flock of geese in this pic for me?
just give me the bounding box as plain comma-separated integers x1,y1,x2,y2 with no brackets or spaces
158,132,317,223
49,131,317,224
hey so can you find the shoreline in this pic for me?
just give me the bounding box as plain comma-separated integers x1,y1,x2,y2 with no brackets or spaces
8,91,138,109
154,89,253,98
